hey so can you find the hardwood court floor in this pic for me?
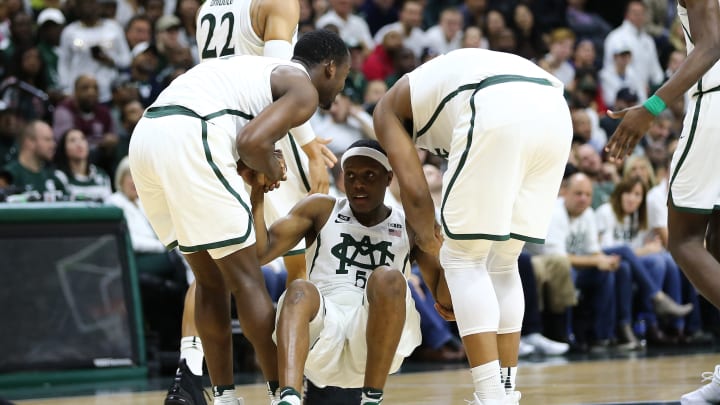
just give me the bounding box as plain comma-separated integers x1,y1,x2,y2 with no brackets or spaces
14,353,720,405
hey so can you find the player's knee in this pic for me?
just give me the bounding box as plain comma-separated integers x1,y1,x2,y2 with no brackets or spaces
367,266,405,300
284,279,318,307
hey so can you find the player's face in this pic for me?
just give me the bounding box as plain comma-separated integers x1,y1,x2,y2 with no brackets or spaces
318,57,350,110
343,156,391,214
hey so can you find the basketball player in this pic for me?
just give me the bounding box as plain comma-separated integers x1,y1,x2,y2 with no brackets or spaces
606,1,720,403
373,48,573,404
130,30,350,405
166,2,337,403
246,140,445,405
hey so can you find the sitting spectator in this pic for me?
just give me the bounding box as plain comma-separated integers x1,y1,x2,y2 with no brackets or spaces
35,8,66,103
511,3,545,60
2,120,65,199
0,46,52,122
373,0,426,59
52,75,118,174
599,44,646,109
596,177,692,345
106,156,186,278
311,90,375,155
461,25,488,49
316,0,375,52
423,7,463,55
53,128,112,202
539,28,576,87
542,173,627,351
363,30,403,82
127,41,162,107
0,102,21,165
518,252,571,356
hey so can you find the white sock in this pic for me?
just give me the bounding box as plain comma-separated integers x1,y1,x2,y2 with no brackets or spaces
213,386,236,404
180,336,204,376
471,360,505,400
501,366,517,394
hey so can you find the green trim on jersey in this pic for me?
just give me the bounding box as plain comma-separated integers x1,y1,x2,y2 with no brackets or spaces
437,82,549,243
416,74,554,138
166,240,179,250
308,233,322,277
284,248,306,257
681,21,694,45
145,105,254,121
287,131,311,192
510,233,545,244
144,105,254,253
669,80,703,204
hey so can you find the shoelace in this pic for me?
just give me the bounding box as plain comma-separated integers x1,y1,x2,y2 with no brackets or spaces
701,371,715,383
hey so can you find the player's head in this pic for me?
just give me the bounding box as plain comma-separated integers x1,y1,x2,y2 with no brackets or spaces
294,29,350,109
341,140,393,215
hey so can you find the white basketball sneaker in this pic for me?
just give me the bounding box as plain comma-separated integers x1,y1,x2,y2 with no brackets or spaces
469,391,521,405
681,365,720,405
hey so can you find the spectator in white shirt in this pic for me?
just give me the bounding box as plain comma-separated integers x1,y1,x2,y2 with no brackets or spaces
373,0,426,59
603,0,664,92
422,7,463,55
599,43,647,108
316,0,375,52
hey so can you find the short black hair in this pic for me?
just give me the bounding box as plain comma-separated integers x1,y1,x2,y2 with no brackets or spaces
347,139,387,156
294,29,349,68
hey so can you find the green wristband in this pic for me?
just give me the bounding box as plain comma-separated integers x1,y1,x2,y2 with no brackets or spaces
643,94,666,116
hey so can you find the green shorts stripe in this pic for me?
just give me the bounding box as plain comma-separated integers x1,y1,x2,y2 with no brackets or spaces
287,132,311,192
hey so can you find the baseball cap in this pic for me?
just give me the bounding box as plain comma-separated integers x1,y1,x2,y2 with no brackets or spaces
131,41,158,58
616,87,639,102
155,14,181,33
613,43,632,55
36,8,66,26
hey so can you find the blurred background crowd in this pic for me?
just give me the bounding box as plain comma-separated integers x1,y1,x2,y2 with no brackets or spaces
1,0,717,374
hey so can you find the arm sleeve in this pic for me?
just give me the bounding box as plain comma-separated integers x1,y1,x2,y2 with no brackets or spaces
288,121,316,146
263,40,293,59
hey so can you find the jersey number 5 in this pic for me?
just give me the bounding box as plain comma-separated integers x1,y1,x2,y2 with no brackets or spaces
200,12,235,59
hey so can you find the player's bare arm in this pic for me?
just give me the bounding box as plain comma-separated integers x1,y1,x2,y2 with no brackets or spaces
251,187,335,265
236,66,318,182
374,76,440,256
607,0,720,160
408,224,452,314
252,0,299,43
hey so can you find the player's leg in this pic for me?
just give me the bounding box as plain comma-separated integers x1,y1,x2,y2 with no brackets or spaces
360,266,407,404
487,239,525,398
184,252,233,389
669,209,719,307
128,117,209,405
213,245,278,384
275,279,322,405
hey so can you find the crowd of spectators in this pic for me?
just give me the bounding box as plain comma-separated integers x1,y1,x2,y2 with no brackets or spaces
1,0,718,368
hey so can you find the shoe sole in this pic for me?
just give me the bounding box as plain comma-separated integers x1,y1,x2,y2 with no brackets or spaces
165,396,200,405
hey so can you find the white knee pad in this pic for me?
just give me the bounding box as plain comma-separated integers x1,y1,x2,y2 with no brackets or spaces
440,242,499,337
487,239,525,334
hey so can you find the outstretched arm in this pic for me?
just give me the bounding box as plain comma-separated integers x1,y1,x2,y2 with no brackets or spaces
374,76,440,256
606,0,720,159
251,182,335,264
236,66,318,183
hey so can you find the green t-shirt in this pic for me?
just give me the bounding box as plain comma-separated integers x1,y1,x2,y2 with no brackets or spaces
4,160,65,196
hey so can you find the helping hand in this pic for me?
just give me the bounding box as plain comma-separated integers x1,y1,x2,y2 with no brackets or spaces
605,105,655,162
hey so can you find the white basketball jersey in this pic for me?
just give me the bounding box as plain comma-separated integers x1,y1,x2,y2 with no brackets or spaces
307,198,411,297
677,1,720,92
150,55,307,143
407,48,563,156
196,0,298,61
